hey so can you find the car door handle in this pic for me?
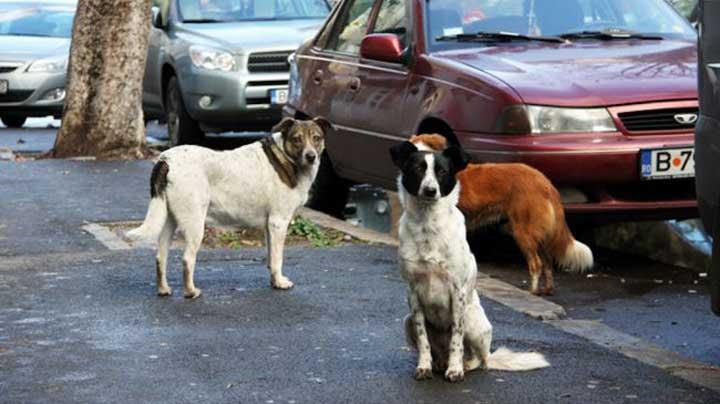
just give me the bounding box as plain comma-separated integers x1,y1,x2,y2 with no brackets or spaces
313,70,323,85
348,77,361,92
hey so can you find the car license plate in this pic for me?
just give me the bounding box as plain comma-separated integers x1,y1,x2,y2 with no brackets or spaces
640,147,695,180
270,88,288,105
0,80,7,95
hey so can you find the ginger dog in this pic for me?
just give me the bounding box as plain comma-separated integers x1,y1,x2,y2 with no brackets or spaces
410,134,593,295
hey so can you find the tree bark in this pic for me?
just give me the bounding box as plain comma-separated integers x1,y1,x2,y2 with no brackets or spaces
52,0,151,159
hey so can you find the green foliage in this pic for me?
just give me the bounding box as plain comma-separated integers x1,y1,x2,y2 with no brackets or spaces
289,216,339,248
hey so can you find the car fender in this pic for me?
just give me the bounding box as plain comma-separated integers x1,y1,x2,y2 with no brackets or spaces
407,55,523,138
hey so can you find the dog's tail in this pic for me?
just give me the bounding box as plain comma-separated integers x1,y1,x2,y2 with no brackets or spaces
486,347,550,371
547,201,593,273
126,161,170,243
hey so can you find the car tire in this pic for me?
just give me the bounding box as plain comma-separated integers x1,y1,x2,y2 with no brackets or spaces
1,116,27,128
165,76,204,146
307,151,352,219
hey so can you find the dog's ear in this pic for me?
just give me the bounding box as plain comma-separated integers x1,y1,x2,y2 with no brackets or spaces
312,117,333,135
389,141,418,169
272,117,296,137
442,145,469,173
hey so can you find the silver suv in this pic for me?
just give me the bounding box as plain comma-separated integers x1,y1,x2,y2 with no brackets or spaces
143,0,330,145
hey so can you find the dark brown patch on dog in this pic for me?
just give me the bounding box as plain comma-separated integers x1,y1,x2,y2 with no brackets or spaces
261,136,299,188
150,160,169,198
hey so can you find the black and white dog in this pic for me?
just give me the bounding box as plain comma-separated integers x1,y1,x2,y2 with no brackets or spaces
390,141,549,382
127,117,330,298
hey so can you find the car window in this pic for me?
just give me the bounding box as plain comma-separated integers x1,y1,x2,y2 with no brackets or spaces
152,0,170,25
371,0,407,48
178,0,329,22
0,2,75,38
427,0,696,48
327,0,377,54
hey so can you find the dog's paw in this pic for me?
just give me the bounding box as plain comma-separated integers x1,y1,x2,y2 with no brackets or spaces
542,286,555,296
445,367,465,383
414,367,433,380
157,287,172,297
184,288,202,299
271,276,294,290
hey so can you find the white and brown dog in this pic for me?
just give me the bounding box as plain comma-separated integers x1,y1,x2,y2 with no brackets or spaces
127,117,330,298
390,141,549,382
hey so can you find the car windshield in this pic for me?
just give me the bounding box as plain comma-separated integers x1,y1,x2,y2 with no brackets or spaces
0,2,75,38
178,0,329,22
427,0,696,49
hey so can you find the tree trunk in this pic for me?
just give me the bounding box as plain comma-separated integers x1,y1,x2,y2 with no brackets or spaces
52,0,151,159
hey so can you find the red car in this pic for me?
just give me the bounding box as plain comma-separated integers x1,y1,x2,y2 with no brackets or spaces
285,0,699,221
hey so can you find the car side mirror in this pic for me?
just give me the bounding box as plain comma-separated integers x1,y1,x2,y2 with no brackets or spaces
151,6,163,28
360,34,404,64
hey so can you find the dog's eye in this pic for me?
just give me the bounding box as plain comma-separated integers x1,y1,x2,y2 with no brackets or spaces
436,167,447,176
313,135,322,142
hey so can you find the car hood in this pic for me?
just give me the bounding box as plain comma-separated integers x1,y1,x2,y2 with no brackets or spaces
176,19,324,53
0,35,69,63
436,40,697,106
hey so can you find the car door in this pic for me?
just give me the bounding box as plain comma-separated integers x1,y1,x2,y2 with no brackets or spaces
343,0,412,187
310,0,382,184
696,0,720,315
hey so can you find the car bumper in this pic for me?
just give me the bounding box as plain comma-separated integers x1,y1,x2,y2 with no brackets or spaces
460,130,698,220
0,68,65,118
178,66,289,131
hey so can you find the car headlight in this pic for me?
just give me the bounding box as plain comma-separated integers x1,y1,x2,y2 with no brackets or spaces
26,55,68,73
526,105,616,133
497,105,617,134
189,46,236,72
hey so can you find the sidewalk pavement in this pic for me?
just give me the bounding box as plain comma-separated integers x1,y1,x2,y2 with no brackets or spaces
1,159,719,403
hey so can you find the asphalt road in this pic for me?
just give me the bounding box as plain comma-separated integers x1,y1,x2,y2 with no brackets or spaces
1,124,719,403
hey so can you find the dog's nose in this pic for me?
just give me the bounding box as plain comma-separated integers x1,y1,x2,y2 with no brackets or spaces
422,187,437,198
305,151,317,163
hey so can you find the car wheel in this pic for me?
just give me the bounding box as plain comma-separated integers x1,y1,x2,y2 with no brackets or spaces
307,151,352,218
165,76,203,146
1,116,27,128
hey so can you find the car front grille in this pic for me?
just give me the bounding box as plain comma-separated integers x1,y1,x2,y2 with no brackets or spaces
0,90,33,103
247,51,292,73
618,107,699,133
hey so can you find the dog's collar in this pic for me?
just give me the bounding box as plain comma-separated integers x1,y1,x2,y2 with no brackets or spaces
261,136,298,189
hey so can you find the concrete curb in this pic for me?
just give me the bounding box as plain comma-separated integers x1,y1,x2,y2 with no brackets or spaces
547,319,720,393
81,223,131,250
476,274,567,320
298,207,399,247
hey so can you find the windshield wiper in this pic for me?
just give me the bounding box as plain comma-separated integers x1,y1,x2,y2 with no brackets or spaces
436,31,565,43
182,18,226,23
559,29,663,41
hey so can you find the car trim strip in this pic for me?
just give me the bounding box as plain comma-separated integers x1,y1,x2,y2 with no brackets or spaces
334,125,646,155
469,148,642,155
333,124,406,141
297,54,408,76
